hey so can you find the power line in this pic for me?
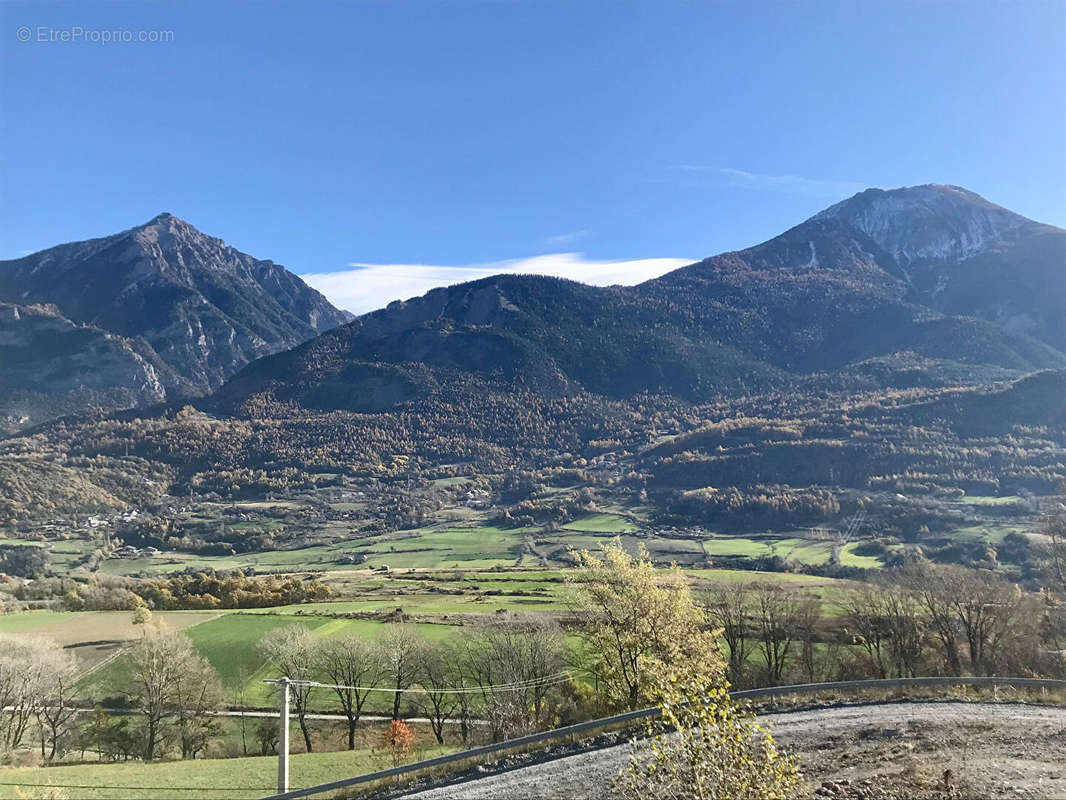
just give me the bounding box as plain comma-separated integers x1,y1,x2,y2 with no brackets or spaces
276,670,574,695
262,669,576,793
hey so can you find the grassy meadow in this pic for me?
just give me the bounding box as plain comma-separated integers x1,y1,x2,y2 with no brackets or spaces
0,741,456,799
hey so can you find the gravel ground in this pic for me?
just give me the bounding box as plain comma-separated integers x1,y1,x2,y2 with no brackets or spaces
397,702,1066,800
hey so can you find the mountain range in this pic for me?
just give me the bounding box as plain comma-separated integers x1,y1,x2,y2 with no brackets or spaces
215,185,1066,415
0,213,350,431
1,185,1063,432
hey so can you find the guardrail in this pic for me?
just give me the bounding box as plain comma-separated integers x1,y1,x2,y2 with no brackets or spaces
259,676,1066,800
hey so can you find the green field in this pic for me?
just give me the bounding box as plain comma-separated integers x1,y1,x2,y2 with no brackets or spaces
957,494,1024,507
73,609,465,710
98,524,544,576
950,523,1027,544
185,614,328,689
0,743,455,800
7,557,856,714
562,512,638,533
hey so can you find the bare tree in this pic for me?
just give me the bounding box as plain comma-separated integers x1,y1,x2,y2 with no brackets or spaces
35,645,81,761
318,635,383,750
259,626,318,753
462,616,568,739
173,648,223,758
1042,498,1066,599
842,586,893,678
447,637,477,745
231,665,251,756
901,561,962,674
901,561,1027,675
412,640,460,744
795,595,822,683
751,584,802,685
879,583,926,678
0,636,57,751
703,582,753,687
378,624,425,721
126,628,215,760
0,636,79,759
944,567,1026,675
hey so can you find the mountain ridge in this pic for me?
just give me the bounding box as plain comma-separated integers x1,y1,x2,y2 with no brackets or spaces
216,184,1065,415
0,213,351,428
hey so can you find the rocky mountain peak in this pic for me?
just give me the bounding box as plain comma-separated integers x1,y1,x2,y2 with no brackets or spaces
0,216,351,410
811,184,1032,266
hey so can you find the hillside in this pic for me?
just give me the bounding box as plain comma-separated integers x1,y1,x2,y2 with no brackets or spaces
217,185,1065,414
2,185,1062,576
0,214,350,427
0,301,171,433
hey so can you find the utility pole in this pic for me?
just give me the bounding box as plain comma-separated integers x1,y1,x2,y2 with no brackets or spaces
265,677,291,794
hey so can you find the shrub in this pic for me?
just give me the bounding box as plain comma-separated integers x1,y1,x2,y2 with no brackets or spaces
612,671,804,800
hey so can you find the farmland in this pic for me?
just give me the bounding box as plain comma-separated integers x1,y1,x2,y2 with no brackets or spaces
0,446,1055,800
0,739,456,799
3,562,855,713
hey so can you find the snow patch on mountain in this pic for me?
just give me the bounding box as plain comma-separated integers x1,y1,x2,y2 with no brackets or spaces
813,184,1029,265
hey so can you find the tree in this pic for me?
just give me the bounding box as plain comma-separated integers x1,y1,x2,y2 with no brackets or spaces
81,705,138,762
0,544,49,578
35,644,80,762
318,635,383,750
378,625,425,721
572,540,722,709
612,671,803,799
132,605,153,626
255,717,279,756
383,719,414,767
461,616,567,739
412,641,459,744
704,582,753,686
0,636,76,756
259,626,319,752
751,585,803,685
901,561,962,674
172,647,224,758
126,628,217,760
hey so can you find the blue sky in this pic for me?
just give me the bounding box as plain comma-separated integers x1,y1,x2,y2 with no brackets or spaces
2,1,1064,313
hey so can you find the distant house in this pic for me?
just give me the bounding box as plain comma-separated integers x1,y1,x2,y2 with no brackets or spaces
465,488,491,509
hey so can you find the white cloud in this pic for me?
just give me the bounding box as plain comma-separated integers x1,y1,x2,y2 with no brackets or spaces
674,166,867,199
302,252,694,315
542,229,592,246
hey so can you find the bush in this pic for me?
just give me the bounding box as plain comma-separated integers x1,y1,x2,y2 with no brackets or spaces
612,671,804,800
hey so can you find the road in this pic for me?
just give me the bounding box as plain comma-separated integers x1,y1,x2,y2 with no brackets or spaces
398,701,1066,799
